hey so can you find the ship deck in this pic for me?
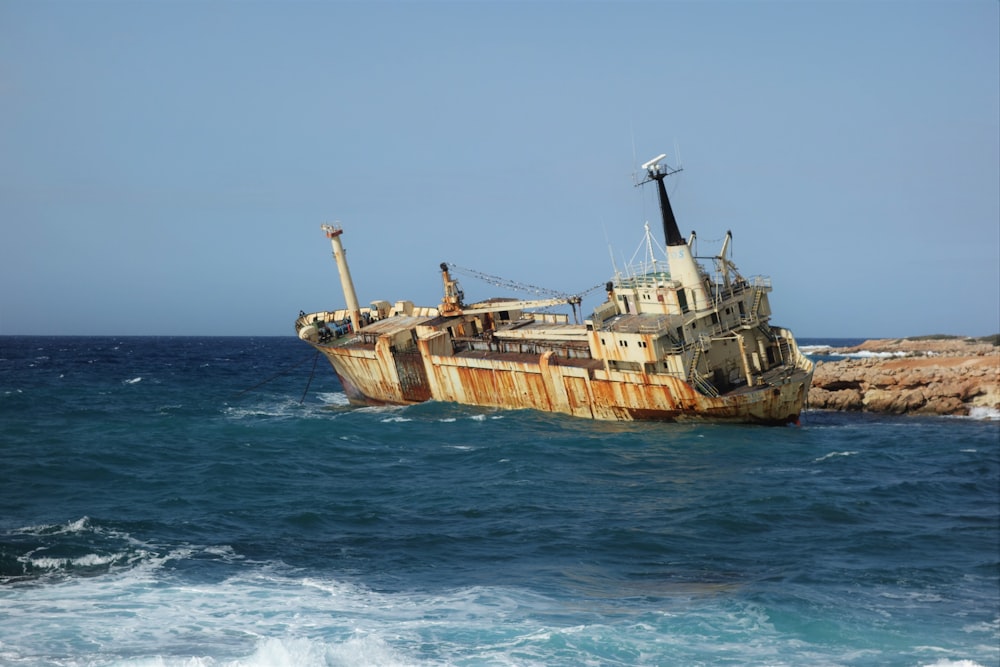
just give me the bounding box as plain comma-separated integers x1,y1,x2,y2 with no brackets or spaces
453,348,603,370
600,313,674,334
493,320,589,341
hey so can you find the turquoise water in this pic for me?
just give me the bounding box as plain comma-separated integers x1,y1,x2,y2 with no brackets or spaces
1,336,997,666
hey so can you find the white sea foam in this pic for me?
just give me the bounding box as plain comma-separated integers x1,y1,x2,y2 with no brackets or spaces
356,404,406,416
225,397,328,421
844,350,909,359
967,406,1000,421
803,346,913,360
243,635,409,667
316,391,351,407
2,563,995,666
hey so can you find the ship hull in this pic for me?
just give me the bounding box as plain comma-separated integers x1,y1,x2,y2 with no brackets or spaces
314,331,813,425
299,154,814,425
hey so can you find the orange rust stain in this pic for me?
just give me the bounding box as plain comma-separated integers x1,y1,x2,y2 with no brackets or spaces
320,342,808,424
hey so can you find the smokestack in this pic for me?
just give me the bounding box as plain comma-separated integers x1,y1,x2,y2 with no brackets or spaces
641,153,708,311
656,176,686,247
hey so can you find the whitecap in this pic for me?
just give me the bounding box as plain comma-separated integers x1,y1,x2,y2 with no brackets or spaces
16,516,92,535
22,551,134,571
814,451,858,463
65,516,91,532
123,376,142,385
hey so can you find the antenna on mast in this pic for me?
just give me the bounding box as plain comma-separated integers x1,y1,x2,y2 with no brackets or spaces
636,153,685,247
630,121,639,185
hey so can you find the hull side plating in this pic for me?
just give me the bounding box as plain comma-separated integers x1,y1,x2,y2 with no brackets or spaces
310,326,813,424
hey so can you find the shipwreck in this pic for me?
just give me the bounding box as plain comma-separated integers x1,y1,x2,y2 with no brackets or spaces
296,153,813,424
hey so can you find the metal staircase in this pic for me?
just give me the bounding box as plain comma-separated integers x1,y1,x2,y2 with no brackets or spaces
685,340,720,397
750,287,764,320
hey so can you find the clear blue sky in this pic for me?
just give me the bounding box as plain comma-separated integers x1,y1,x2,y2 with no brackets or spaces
2,1,997,338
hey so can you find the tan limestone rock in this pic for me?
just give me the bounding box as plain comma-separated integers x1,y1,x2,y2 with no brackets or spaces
809,337,999,418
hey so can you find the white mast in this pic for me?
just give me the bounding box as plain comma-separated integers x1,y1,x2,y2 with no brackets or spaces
321,223,363,333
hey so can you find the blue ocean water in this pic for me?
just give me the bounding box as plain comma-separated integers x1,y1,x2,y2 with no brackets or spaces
1,336,997,667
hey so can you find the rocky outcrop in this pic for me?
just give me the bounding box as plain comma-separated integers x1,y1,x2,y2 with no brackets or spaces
808,338,999,418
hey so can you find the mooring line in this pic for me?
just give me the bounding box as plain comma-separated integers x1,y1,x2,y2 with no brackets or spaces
233,352,318,398
300,350,320,403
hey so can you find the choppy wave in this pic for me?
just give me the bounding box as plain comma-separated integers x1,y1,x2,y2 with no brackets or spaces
10,554,984,667
2,336,997,667
2,517,165,584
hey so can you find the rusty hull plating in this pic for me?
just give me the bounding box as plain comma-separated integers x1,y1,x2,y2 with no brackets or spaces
296,154,813,425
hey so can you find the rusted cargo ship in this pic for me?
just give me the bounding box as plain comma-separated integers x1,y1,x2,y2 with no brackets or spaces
296,154,813,424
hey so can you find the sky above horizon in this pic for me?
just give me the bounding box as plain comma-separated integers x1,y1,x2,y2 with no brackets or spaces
2,1,998,338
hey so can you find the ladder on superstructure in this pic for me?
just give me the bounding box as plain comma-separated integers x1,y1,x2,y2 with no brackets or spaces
685,341,720,397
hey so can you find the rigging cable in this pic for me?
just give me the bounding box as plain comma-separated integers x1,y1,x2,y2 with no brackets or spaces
447,263,569,299
232,351,318,399
300,350,321,404
448,263,606,301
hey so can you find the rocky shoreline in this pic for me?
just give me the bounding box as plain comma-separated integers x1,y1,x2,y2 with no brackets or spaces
807,337,999,418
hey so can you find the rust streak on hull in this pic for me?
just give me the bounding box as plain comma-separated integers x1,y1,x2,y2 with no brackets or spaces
314,337,812,424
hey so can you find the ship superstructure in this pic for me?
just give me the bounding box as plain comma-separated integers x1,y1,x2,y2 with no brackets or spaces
296,154,813,424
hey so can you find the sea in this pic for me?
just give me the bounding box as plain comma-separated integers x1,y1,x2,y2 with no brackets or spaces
1,335,997,667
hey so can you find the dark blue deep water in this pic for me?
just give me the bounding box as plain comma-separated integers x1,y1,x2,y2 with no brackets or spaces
1,336,997,666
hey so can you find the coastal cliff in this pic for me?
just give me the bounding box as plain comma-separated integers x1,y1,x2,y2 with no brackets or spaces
808,337,1000,418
